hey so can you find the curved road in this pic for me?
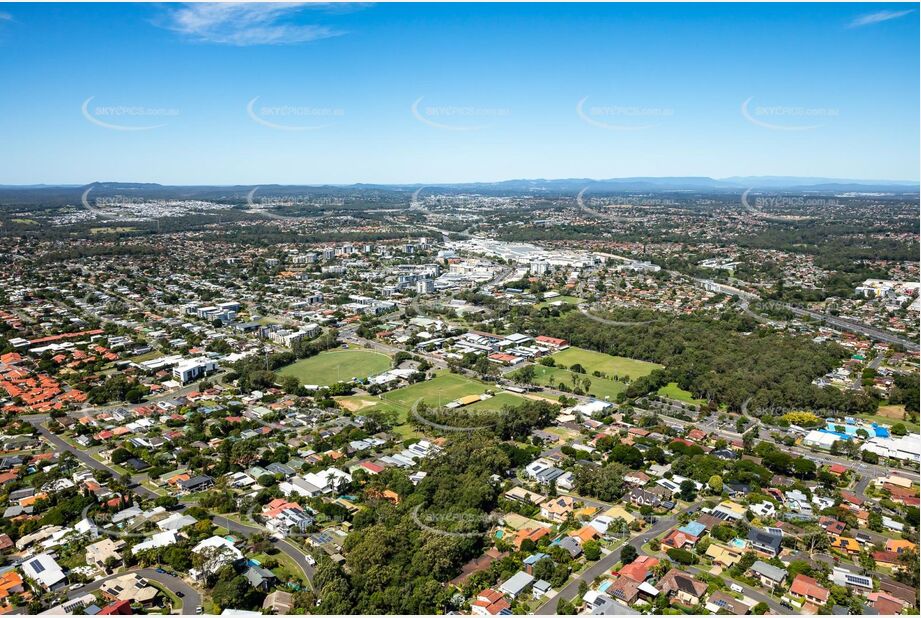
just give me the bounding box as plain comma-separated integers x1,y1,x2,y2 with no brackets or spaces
211,515,315,584
66,568,201,612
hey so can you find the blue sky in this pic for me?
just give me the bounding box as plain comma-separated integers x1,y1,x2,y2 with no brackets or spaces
0,2,918,184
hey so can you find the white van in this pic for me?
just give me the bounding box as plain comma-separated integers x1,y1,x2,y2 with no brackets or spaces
730,583,744,594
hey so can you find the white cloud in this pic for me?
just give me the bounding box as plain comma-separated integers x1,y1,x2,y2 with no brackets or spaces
0,11,13,21
159,3,346,46
848,9,914,28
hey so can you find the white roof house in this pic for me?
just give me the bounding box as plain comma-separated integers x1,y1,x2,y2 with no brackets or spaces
132,531,179,554
190,536,244,580
22,553,67,590
301,468,352,495
499,571,535,598
157,513,197,532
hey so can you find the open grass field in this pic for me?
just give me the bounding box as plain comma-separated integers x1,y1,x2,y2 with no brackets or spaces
338,371,530,436
551,347,663,380
90,226,138,234
279,349,391,385
523,364,627,401
657,382,707,405
467,391,529,411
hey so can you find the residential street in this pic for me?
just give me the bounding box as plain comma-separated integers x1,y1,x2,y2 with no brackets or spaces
66,568,202,612
535,507,692,615
211,515,316,583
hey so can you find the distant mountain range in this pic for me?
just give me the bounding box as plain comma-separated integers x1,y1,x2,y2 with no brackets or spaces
0,176,917,205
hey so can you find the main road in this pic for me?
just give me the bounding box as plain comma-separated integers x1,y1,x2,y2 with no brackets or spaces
693,278,919,353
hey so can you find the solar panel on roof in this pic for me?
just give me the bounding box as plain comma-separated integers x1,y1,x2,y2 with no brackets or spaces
29,559,45,573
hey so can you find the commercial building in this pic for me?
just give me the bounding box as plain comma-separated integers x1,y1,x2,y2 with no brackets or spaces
172,357,218,384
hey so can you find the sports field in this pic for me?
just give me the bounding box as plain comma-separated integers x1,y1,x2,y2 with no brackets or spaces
381,371,505,409
278,349,391,385
337,371,531,435
551,347,663,380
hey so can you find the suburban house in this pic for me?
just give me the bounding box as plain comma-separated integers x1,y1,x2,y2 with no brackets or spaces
712,501,746,521
657,568,708,606
830,567,873,594
498,571,534,599
747,527,783,557
540,496,575,522
706,542,744,568
471,588,511,616
176,474,214,494
705,591,752,615
748,561,787,592
789,574,830,608
85,538,125,569
21,553,66,591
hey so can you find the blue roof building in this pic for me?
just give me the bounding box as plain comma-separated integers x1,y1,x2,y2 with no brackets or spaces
678,521,707,537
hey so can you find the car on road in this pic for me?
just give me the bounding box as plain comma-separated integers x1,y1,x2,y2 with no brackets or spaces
306,555,316,566
156,568,166,574
177,591,185,598
196,606,203,614
69,583,84,591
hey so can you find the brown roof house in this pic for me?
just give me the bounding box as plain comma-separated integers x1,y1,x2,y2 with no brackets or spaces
656,568,708,606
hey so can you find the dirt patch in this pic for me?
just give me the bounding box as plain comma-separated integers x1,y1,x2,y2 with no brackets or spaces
877,405,906,420
524,393,560,404
337,397,377,412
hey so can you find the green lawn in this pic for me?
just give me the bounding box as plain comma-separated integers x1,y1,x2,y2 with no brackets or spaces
858,412,920,434
519,364,626,401
551,347,662,380
148,580,182,612
467,391,530,411
279,349,391,385
129,350,164,363
252,551,307,584
537,295,584,308
657,382,706,405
